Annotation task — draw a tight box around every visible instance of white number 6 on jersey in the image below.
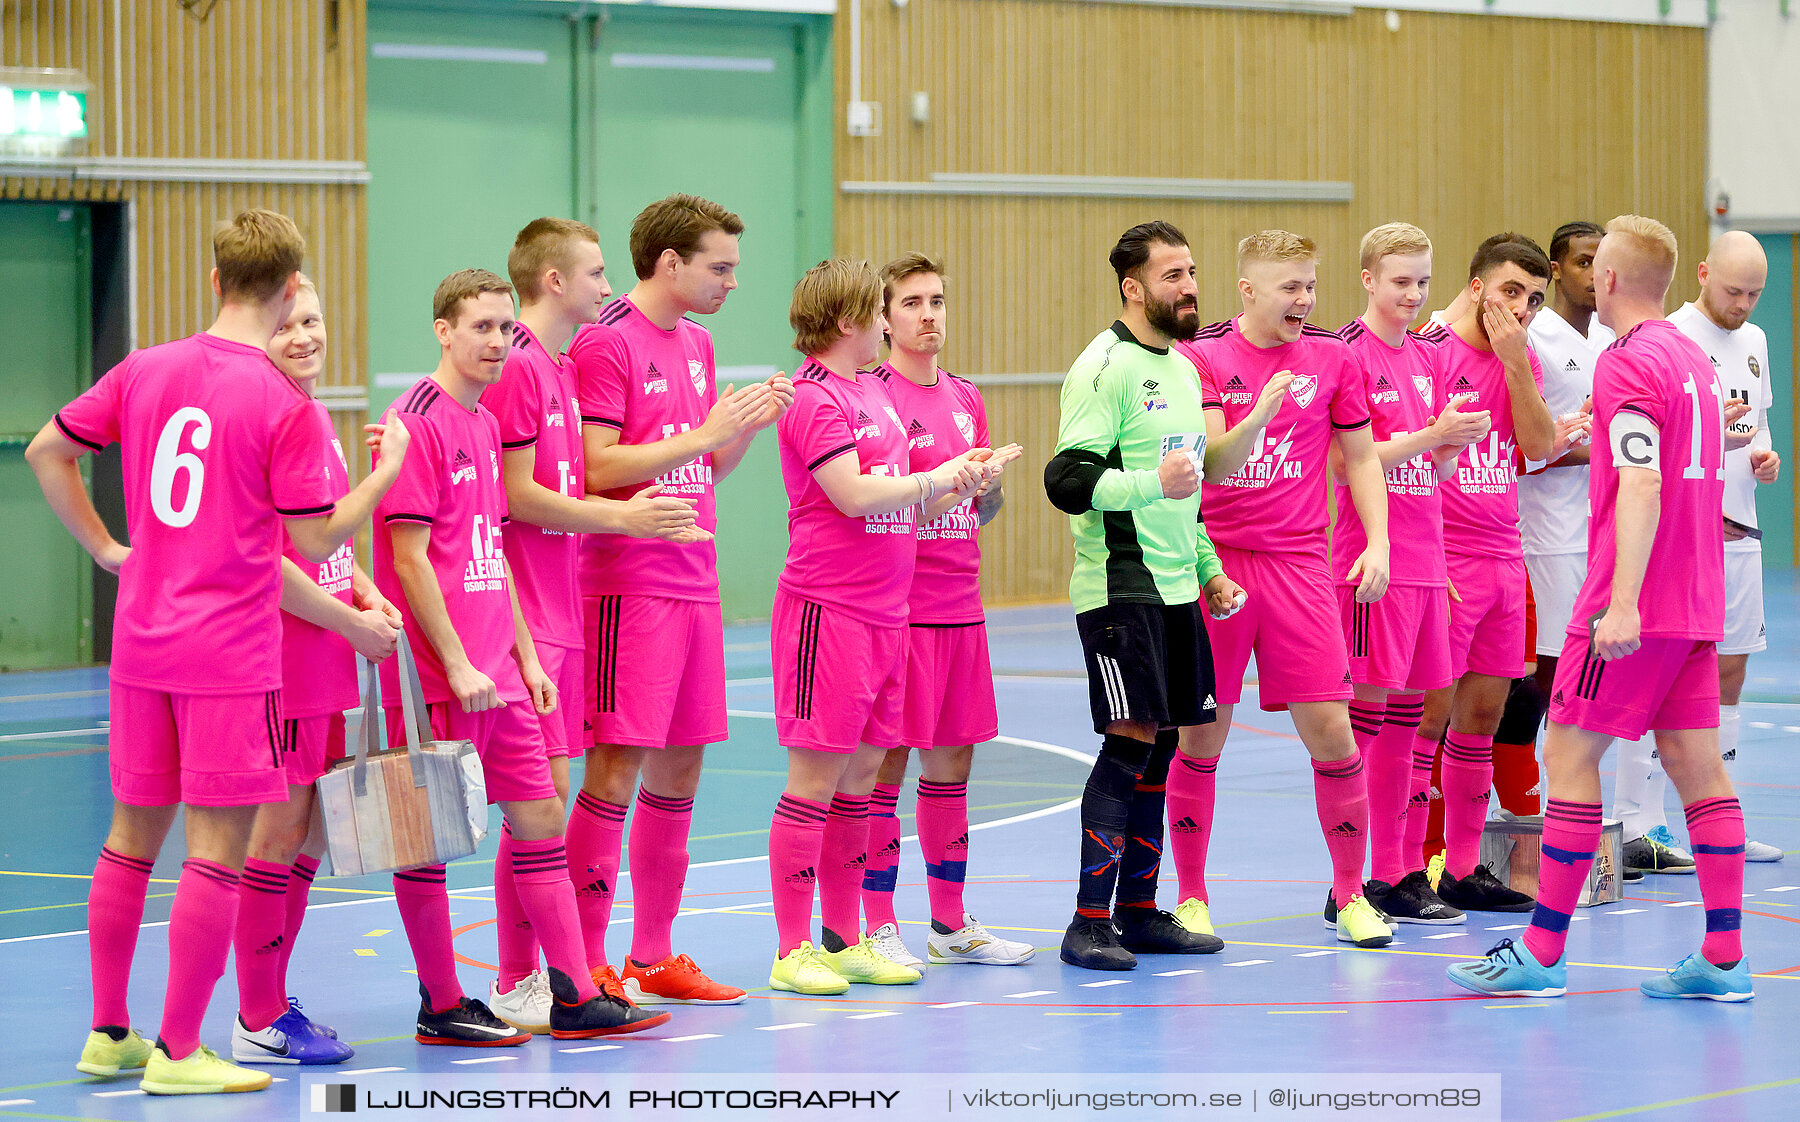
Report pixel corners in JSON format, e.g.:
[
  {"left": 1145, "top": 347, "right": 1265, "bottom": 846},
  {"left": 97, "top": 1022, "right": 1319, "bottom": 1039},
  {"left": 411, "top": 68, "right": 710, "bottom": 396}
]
[{"left": 150, "top": 406, "right": 213, "bottom": 528}]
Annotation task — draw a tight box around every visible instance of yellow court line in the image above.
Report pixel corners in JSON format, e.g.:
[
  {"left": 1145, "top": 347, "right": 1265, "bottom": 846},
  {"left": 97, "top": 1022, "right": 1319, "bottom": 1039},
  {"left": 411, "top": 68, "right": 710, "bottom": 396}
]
[{"left": 1553, "top": 1076, "right": 1800, "bottom": 1122}]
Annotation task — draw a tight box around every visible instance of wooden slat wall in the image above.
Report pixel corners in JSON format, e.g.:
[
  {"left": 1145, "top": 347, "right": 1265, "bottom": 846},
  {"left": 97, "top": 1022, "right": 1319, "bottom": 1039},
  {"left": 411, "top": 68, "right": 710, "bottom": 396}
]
[
  {"left": 2, "top": 0, "right": 369, "bottom": 467},
  {"left": 836, "top": 2, "right": 1708, "bottom": 606}
]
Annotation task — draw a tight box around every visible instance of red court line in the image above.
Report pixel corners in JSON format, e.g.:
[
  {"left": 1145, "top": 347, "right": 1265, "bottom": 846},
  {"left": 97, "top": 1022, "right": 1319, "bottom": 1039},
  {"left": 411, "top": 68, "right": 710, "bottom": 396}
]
[
  {"left": 0, "top": 746, "right": 106, "bottom": 762},
  {"left": 1229, "top": 721, "right": 1302, "bottom": 741}
]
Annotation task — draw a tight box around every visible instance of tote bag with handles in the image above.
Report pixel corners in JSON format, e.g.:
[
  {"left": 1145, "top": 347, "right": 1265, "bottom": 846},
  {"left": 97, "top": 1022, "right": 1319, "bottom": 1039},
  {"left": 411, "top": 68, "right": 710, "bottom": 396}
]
[{"left": 317, "top": 634, "right": 489, "bottom": 876}]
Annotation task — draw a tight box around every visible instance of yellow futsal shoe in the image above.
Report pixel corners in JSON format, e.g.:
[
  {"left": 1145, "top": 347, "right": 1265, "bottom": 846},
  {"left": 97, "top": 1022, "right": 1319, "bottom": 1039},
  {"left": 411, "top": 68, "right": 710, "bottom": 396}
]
[
  {"left": 1173, "top": 897, "right": 1217, "bottom": 938},
  {"left": 140, "top": 1043, "right": 273, "bottom": 1095},
  {"left": 769, "top": 942, "right": 849, "bottom": 995},
  {"left": 76, "top": 1027, "right": 153, "bottom": 1077},
  {"left": 1331, "top": 894, "right": 1395, "bottom": 949},
  {"left": 820, "top": 934, "right": 924, "bottom": 985}
]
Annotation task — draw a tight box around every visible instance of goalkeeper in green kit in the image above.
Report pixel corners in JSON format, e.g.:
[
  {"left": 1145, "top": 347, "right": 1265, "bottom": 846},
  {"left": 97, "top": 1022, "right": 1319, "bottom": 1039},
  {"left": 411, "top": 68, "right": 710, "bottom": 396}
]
[{"left": 1044, "top": 221, "right": 1253, "bottom": 971}]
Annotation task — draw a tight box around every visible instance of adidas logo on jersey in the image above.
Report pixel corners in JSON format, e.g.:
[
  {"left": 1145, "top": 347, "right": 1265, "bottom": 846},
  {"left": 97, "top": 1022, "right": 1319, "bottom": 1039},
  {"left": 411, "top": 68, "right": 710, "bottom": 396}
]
[
  {"left": 1453, "top": 375, "right": 1475, "bottom": 393},
  {"left": 642, "top": 364, "right": 669, "bottom": 395},
  {"left": 1342, "top": 671, "right": 1353, "bottom": 684},
  {"left": 907, "top": 417, "right": 936, "bottom": 449},
  {"left": 1225, "top": 376, "right": 1246, "bottom": 389},
  {"left": 1564, "top": 358, "right": 1580, "bottom": 370},
  {"left": 1222, "top": 374, "right": 1254, "bottom": 404},
  {"left": 784, "top": 866, "right": 818, "bottom": 885},
  {"left": 908, "top": 419, "right": 927, "bottom": 434},
  {"left": 450, "top": 448, "right": 477, "bottom": 485},
  {"left": 1326, "top": 820, "right": 1361, "bottom": 838},
  {"left": 1371, "top": 371, "right": 1400, "bottom": 404},
  {"left": 1375, "top": 375, "right": 1391, "bottom": 388},
  {"left": 853, "top": 410, "right": 882, "bottom": 440}
]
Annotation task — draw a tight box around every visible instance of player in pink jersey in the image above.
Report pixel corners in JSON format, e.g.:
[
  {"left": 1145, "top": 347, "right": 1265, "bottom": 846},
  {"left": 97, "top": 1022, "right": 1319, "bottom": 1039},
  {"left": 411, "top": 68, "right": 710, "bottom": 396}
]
[
  {"left": 27, "top": 210, "right": 406, "bottom": 1094},
  {"left": 232, "top": 277, "right": 408, "bottom": 1067},
  {"left": 565, "top": 196, "right": 791, "bottom": 1006},
  {"left": 374, "top": 270, "right": 669, "bottom": 1044},
  {"left": 1410, "top": 237, "right": 1559, "bottom": 914},
  {"left": 1334, "top": 225, "right": 1491, "bottom": 927},
  {"left": 1451, "top": 216, "right": 1754, "bottom": 1002},
  {"left": 483, "top": 218, "right": 713, "bottom": 1030},
  {"left": 857, "top": 253, "right": 1034, "bottom": 970},
  {"left": 1168, "top": 230, "right": 1394, "bottom": 950},
  {"left": 766, "top": 258, "right": 996, "bottom": 995}
]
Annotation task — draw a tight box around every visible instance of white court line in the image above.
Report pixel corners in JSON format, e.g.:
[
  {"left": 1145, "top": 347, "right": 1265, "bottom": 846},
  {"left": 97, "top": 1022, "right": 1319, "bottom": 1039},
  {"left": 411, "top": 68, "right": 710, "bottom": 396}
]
[
  {"left": 451, "top": 1056, "right": 518, "bottom": 1065},
  {"left": 0, "top": 725, "right": 106, "bottom": 742},
  {"left": 758, "top": 1022, "right": 815, "bottom": 1031},
  {"left": 0, "top": 720, "right": 1090, "bottom": 946},
  {"left": 1223, "top": 960, "right": 1271, "bottom": 967},
  {"left": 1487, "top": 924, "right": 1528, "bottom": 931},
  {"left": 1079, "top": 979, "right": 1130, "bottom": 988},
  {"left": 1292, "top": 950, "right": 1336, "bottom": 957},
  {"left": 559, "top": 1045, "right": 622, "bottom": 1054},
  {"left": 664, "top": 1034, "right": 722, "bottom": 1043},
  {"left": 1607, "top": 909, "right": 1645, "bottom": 916},
  {"left": 847, "top": 1011, "right": 901, "bottom": 1020},
  {"left": 0, "top": 1100, "right": 36, "bottom": 1107},
  {"left": 1005, "top": 990, "right": 1056, "bottom": 997},
  {"left": 1423, "top": 932, "right": 1468, "bottom": 939},
  {"left": 1153, "top": 969, "right": 1201, "bottom": 977},
  {"left": 339, "top": 1067, "right": 405, "bottom": 1074},
  {"left": 1766, "top": 886, "right": 1800, "bottom": 892},
  {"left": 1664, "top": 901, "right": 1702, "bottom": 908},
  {"left": 929, "top": 1001, "right": 980, "bottom": 1009},
  {"left": 93, "top": 1089, "right": 145, "bottom": 1097}
]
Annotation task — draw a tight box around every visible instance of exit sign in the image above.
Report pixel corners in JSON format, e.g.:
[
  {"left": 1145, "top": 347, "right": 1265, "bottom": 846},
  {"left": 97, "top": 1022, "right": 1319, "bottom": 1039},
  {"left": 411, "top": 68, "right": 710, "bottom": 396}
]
[{"left": 1, "top": 87, "right": 86, "bottom": 139}]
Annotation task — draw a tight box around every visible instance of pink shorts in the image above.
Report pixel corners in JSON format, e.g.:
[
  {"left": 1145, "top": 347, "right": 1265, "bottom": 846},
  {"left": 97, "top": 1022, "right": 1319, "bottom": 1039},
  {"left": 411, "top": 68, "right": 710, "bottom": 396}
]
[
  {"left": 536, "top": 641, "right": 589, "bottom": 760},
  {"left": 903, "top": 623, "right": 1000, "bottom": 749},
  {"left": 281, "top": 712, "right": 347, "bottom": 787},
  {"left": 1550, "top": 634, "right": 1720, "bottom": 741},
  {"left": 109, "top": 684, "right": 287, "bottom": 807},
  {"left": 1446, "top": 551, "right": 1528, "bottom": 680},
  {"left": 1209, "top": 547, "right": 1351, "bottom": 711},
  {"left": 384, "top": 692, "right": 556, "bottom": 805},
  {"left": 1341, "top": 584, "right": 1453, "bottom": 693},
  {"left": 586, "top": 594, "right": 727, "bottom": 748},
  {"left": 772, "top": 590, "right": 905, "bottom": 753}
]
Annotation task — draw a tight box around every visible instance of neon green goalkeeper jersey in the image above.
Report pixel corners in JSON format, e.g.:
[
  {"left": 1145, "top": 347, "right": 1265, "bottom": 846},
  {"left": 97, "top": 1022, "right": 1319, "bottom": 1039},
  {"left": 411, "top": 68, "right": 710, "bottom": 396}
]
[{"left": 1048, "top": 322, "right": 1224, "bottom": 613}]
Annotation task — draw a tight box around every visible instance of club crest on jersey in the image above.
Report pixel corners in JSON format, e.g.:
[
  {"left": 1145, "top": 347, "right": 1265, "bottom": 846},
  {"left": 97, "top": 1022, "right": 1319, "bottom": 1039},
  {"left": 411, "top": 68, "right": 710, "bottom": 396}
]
[
  {"left": 490, "top": 449, "right": 501, "bottom": 480},
  {"left": 1413, "top": 374, "right": 1433, "bottom": 406},
  {"left": 952, "top": 410, "right": 975, "bottom": 443},
  {"left": 688, "top": 359, "right": 707, "bottom": 393},
  {"left": 1288, "top": 373, "right": 1318, "bottom": 409},
  {"left": 1749, "top": 355, "right": 1761, "bottom": 379},
  {"left": 450, "top": 448, "right": 477, "bottom": 485},
  {"left": 884, "top": 405, "right": 904, "bottom": 430},
  {"left": 643, "top": 362, "right": 668, "bottom": 395}
]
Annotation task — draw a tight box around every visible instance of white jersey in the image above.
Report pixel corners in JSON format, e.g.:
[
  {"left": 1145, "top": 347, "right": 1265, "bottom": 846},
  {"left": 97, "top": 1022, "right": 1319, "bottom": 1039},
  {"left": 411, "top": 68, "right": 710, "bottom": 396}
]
[
  {"left": 1520, "top": 306, "right": 1612, "bottom": 556},
  {"left": 1670, "top": 301, "right": 1772, "bottom": 555}
]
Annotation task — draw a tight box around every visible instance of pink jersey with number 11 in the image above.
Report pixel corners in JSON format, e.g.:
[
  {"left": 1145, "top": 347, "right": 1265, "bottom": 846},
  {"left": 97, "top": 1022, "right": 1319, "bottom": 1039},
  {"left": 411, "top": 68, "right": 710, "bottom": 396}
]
[{"left": 1569, "top": 320, "right": 1725, "bottom": 641}]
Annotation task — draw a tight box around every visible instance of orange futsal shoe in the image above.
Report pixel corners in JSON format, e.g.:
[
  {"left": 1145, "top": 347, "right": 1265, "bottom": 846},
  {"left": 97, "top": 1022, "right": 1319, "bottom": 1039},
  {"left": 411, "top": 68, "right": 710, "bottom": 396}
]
[{"left": 622, "top": 954, "right": 749, "bottom": 1005}]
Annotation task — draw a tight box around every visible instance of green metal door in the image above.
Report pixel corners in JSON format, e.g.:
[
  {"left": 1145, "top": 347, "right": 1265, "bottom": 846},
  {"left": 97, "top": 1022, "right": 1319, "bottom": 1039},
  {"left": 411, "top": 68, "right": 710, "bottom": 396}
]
[
  {"left": 0, "top": 202, "right": 92, "bottom": 667},
  {"left": 591, "top": 11, "right": 828, "bottom": 617}
]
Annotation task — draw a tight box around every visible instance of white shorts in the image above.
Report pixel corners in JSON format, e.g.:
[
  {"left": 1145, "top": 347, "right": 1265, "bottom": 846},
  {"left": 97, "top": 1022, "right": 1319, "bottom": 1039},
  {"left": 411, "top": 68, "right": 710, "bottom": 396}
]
[
  {"left": 1722, "top": 548, "right": 1767, "bottom": 655},
  {"left": 1524, "top": 551, "right": 1587, "bottom": 657}
]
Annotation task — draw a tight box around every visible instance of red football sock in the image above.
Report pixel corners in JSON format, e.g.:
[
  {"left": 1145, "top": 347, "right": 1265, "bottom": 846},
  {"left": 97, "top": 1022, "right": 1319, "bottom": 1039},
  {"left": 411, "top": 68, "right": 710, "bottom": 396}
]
[{"left": 1492, "top": 740, "right": 1542, "bottom": 817}]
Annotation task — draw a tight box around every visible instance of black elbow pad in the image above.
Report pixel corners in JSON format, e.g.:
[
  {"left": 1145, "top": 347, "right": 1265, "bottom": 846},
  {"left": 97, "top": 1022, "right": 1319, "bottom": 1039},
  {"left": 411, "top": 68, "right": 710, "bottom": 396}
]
[{"left": 1044, "top": 449, "right": 1107, "bottom": 514}]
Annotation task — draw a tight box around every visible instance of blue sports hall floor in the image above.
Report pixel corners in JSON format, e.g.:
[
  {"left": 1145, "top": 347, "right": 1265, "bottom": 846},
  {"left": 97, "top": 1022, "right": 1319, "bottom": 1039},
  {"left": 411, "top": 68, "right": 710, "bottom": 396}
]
[{"left": 2, "top": 581, "right": 1797, "bottom": 1121}]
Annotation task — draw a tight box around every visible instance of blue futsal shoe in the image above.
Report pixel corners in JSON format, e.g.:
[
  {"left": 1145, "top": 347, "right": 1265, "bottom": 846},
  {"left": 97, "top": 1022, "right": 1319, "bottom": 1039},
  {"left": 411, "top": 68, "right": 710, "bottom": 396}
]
[
  {"left": 1446, "top": 938, "right": 1566, "bottom": 998},
  {"left": 1639, "top": 953, "right": 1754, "bottom": 1002},
  {"left": 231, "top": 1006, "right": 355, "bottom": 1065}
]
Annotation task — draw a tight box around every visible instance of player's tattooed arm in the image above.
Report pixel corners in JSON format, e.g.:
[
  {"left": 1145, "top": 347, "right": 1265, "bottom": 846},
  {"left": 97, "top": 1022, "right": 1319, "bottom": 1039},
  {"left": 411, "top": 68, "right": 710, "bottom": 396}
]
[{"left": 24, "top": 420, "right": 129, "bottom": 573}]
